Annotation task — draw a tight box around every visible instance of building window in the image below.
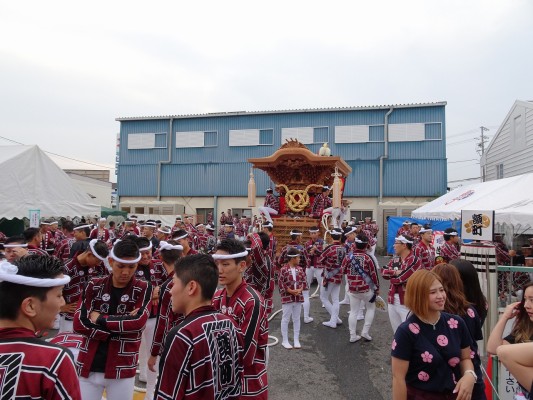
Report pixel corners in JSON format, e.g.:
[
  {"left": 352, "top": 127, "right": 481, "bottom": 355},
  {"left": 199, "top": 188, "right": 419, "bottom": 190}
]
[
  {"left": 196, "top": 208, "right": 214, "bottom": 224},
  {"left": 496, "top": 163, "right": 504, "bottom": 180},
  {"left": 369, "top": 125, "right": 384, "bottom": 142},
  {"left": 350, "top": 210, "right": 373, "bottom": 222},
  {"left": 281, "top": 127, "right": 314, "bottom": 144},
  {"left": 425, "top": 123, "right": 442, "bottom": 140},
  {"left": 175, "top": 131, "right": 218, "bottom": 148},
  {"left": 389, "top": 123, "right": 425, "bottom": 142},
  {"left": 229, "top": 129, "right": 260, "bottom": 146},
  {"left": 335, "top": 125, "right": 369, "bottom": 143},
  {"left": 314, "top": 127, "right": 329, "bottom": 143},
  {"left": 127, "top": 133, "right": 167, "bottom": 149},
  {"left": 259, "top": 129, "right": 273, "bottom": 145}
]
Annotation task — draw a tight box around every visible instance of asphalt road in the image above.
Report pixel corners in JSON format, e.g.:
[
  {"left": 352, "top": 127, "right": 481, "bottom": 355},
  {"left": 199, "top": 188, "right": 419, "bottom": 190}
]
[{"left": 267, "top": 255, "right": 393, "bottom": 400}]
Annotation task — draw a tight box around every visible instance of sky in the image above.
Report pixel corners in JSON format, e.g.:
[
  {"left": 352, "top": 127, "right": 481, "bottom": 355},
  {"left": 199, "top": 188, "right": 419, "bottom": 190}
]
[{"left": 1, "top": 0, "right": 532, "bottom": 187}]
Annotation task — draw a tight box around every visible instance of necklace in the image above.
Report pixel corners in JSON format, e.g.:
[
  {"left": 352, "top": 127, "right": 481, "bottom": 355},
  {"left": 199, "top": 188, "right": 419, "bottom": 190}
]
[{"left": 418, "top": 313, "right": 441, "bottom": 330}]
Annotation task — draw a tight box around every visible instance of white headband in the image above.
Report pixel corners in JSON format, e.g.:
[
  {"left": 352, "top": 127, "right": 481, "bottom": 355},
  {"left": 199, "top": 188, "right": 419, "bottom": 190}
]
[
  {"left": 354, "top": 238, "right": 367, "bottom": 244},
  {"left": 158, "top": 228, "right": 171, "bottom": 234},
  {"left": 99, "top": 218, "right": 106, "bottom": 222},
  {"left": 174, "top": 233, "right": 189, "bottom": 240},
  {"left": 109, "top": 248, "right": 141, "bottom": 264},
  {"left": 74, "top": 224, "right": 91, "bottom": 231},
  {"left": 287, "top": 253, "right": 300, "bottom": 258},
  {"left": 212, "top": 251, "right": 249, "bottom": 260},
  {"left": 289, "top": 231, "right": 303, "bottom": 236},
  {"left": 0, "top": 261, "right": 71, "bottom": 287},
  {"left": 3, "top": 243, "right": 28, "bottom": 248},
  {"left": 89, "top": 239, "right": 107, "bottom": 262},
  {"left": 159, "top": 241, "right": 184, "bottom": 251},
  {"left": 446, "top": 231, "right": 458, "bottom": 236},
  {"left": 139, "top": 242, "right": 153, "bottom": 252},
  {"left": 420, "top": 228, "right": 433, "bottom": 233},
  {"left": 344, "top": 227, "right": 357, "bottom": 235},
  {"left": 395, "top": 235, "right": 413, "bottom": 244}
]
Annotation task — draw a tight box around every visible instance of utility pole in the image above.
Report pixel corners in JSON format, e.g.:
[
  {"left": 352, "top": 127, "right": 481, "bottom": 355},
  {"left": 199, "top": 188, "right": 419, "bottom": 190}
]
[{"left": 477, "top": 126, "right": 490, "bottom": 182}]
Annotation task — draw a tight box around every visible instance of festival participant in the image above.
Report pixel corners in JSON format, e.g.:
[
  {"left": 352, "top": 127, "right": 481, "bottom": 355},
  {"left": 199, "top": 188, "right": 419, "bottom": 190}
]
[
  {"left": 414, "top": 225, "right": 436, "bottom": 270},
  {"left": 223, "top": 222, "right": 236, "bottom": 240},
  {"left": 396, "top": 220, "right": 411, "bottom": 237},
  {"left": 40, "top": 219, "right": 56, "bottom": 254},
  {"left": 204, "top": 224, "right": 217, "bottom": 254},
  {"left": 121, "top": 219, "right": 138, "bottom": 239},
  {"left": 60, "top": 239, "right": 109, "bottom": 333},
  {"left": 129, "top": 215, "right": 141, "bottom": 236},
  {"left": 244, "top": 232, "right": 274, "bottom": 314},
  {"left": 0, "top": 255, "right": 81, "bottom": 399},
  {"left": 108, "top": 220, "right": 117, "bottom": 242},
  {"left": 235, "top": 216, "right": 249, "bottom": 240},
  {"left": 23, "top": 227, "right": 48, "bottom": 256},
  {"left": 440, "top": 228, "right": 461, "bottom": 264},
  {"left": 141, "top": 220, "right": 159, "bottom": 249},
  {"left": 171, "top": 216, "right": 184, "bottom": 234},
  {"left": 147, "top": 241, "right": 184, "bottom": 394},
  {"left": 2, "top": 235, "right": 28, "bottom": 262},
  {"left": 74, "top": 239, "right": 153, "bottom": 400},
  {"left": 69, "top": 224, "right": 92, "bottom": 258},
  {"left": 172, "top": 229, "right": 198, "bottom": 256},
  {"left": 305, "top": 226, "right": 324, "bottom": 322},
  {"left": 184, "top": 216, "right": 198, "bottom": 237},
  {"left": 262, "top": 221, "right": 277, "bottom": 261},
  {"left": 391, "top": 269, "right": 476, "bottom": 400},
  {"left": 341, "top": 233, "right": 379, "bottom": 343},
  {"left": 54, "top": 220, "right": 76, "bottom": 261},
  {"left": 154, "top": 254, "right": 244, "bottom": 400},
  {"left": 496, "top": 342, "right": 533, "bottom": 398},
  {"left": 340, "top": 225, "right": 357, "bottom": 306},
  {"left": 450, "top": 259, "right": 488, "bottom": 325},
  {"left": 278, "top": 247, "right": 307, "bottom": 349},
  {"left": 408, "top": 222, "right": 421, "bottom": 246},
  {"left": 192, "top": 223, "right": 209, "bottom": 252},
  {"left": 311, "top": 186, "right": 332, "bottom": 219},
  {"left": 133, "top": 236, "right": 168, "bottom": 396},
  {"left": 212, "top": 239, "right": 269, "bottom": 399},
  {"left": 362, "top": 216, "right": 379, "bottom": 238},
  {"left": 433, "top": 264, "right": 486, "bottom": 399},
  {"left": 319, "top": 228, "right": 345, "bottom": 329},
  {"left": 381, "top": 235, "right": 422, "bottom": 333},
  {"left": 90, "top": 218, "right": 110, "bottom": 242},
  {"left": 259, "top": 188, "right": 280, "bottom": 224}
]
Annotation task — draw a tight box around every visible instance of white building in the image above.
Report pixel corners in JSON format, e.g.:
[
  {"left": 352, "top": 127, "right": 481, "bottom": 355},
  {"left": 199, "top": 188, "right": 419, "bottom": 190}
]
[{"left": 481, "top": 100, "right": 533, "bottom": 181}]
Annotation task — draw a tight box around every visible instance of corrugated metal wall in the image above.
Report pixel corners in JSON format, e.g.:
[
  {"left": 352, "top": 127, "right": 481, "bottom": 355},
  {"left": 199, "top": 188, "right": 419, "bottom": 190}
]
[{"left": 117, "top": 105, "right": 447, "bottom": 197}]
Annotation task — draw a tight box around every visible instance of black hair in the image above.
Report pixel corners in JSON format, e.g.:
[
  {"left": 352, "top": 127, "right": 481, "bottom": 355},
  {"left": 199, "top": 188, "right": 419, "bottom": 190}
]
[
  {"left": 160, "top": 240, "right": 182, "bottom": 265},
  {"left": 443, "top": 228, "right": 458, "bottom": 242},
  {"left": 287, "top": 247, "right": 300, "bottom": 257},
  {"left": 87, "top": 240, "right": 109, "bottom": 259},
  {"left": 109, "top": 221, "right": 116, "bottom": 228},
  {"left": 402, "top": 234, "right": 414, "bottom": 250},
  {"left": 410, "top": 222, "right": 419, "bottom": 228},
  {"left": 135, "top": 237, "right": 152, "bottom": 251},
  {"left": 263, "top": 225, "right": 273, "bottom": 233},
  {"left": 171, "top": 229, "right": 188, "bottom": 240},
  {"left": 355, "top": 234, "right": 368, "bottom": 250},
  {"left": 23, "top": 227, "right": 40, "bottom": 242},
  {"left": 174, "top": 254, "right": 219, "bottom": 300},
  {"left": 5, "top": 235, "right": 26, "bottom": 246},
  {"left": 329, "top": 228, "right": 343, "bottom": 240},
  {"left": 62, "top": 221, "right": 74, "bottom": 232},
  {"left": 0, "top": 255, "right": 64, "bottom": 320},
  {"left": 113, "top": 239, "right": 140, "bottom": 259},
  {"left": 75, "top": 224, "right": 91, "bottom": 237},
  {"left": 258, "top": 231, "right": 270, "bottom": 250},
  {"left": 450, "top": 259, "right": 488, "bottom": 323},
  {"left": 216, "top": 239, "right": 247, "bottom": 264}
]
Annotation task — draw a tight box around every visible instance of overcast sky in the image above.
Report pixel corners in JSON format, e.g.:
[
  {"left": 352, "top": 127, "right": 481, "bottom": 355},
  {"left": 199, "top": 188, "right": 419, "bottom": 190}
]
[{"left": 1, "top": 0, "right": 532, "bottom": 186}]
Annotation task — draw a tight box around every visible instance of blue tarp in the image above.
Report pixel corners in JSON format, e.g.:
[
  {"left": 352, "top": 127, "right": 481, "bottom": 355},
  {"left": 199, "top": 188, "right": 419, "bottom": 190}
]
[{"left": 386, "top": 217, "right": 462, "bottom": 254}]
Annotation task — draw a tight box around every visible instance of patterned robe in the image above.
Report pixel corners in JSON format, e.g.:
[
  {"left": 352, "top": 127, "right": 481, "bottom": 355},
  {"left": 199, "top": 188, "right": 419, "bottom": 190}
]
[
  {"left": 278, "top": 264, "right": 307, "bottom": 303},
  {"left": 318, "top": 243, "right": 346, "bottom": 285},
  {"left": 212, "top": 281, "right": 268, "bottom": 399},
  {"left": 381, "top": 252, "right": 422, "bottom": 304}
]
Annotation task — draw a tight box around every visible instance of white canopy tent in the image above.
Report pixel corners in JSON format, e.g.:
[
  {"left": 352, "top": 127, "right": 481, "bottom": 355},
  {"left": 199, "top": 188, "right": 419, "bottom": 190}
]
[
  {"left": 0, "top": 145, "right": 100, "bottom": 219},
  {"left": 412, "top": 173, "right": 533, "bottom": 236}
]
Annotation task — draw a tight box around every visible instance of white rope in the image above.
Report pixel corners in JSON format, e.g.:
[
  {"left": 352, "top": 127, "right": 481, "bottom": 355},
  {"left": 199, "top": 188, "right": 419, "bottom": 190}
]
[
  {"left": 212, "top": 251, "right": 248, "bottom": 260},
  {"left": 0, "top": 261, "right": 71, "bottom": 287},
  {"left": 89, "top": 239, "right": 107, "bottom": 262},
  {"left": 109, "top": 248, "right": 141, "bottom": 264}
]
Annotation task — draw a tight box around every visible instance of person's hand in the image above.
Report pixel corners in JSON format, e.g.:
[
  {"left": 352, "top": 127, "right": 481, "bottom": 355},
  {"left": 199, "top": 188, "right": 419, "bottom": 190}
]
[
  {"left": 60, "top": 303, "right": 78, "bottom": 313},
  {"left": 148, "top": 355, "right": 158, "bottom": 372},
  {"left": 501, "top": 301, "right": 521, "bottom": 320},
  {"left": 129, "top": 308, "right": 140, "bottom": 316},
  {"left": 89, "top": 311, "right": 100, "bottom": 323},
  {"left": 453, "top": 372, "right": 475, "bottom": 400},
  {"left": 152, "top": 286, "right": 161, "bottom": 301}
]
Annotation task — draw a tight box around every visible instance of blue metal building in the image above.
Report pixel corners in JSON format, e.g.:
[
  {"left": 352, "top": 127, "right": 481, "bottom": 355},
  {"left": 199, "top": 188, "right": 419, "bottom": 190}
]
[{"left": 116, "top": 102, "right": 447, "bottom": 245}]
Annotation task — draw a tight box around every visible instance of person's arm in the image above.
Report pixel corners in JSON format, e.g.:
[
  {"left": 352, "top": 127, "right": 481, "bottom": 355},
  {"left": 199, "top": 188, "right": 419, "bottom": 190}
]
[
  {"left": 390, "top": 257, "right": 421, "bottom": 285},
  {"left": 391, "top": 357, "right": 409, "bottom": 400},
  {"left": 454, "top": 347, "right": 476, "bottom": 400},
  {"left": 44, "top": 350, "right": 82, "bottom": 400},
  {"left": 73, "top": 280, "right": 111, "bottom": 341},
  {"left": 154, "top": 330, "right": 190, "bottom": 399},
  {"left": 497, "top": 342, "right": 533, "bottom": 390},
  {"left": 486, "top": 301, "right": 519, "bottom": 354}
]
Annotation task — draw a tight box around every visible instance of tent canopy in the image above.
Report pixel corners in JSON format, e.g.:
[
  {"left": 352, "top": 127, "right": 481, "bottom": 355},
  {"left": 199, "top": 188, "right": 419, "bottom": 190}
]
[
  {"left": 0, "top": 145, "right": 100, "bottom": 219},
  {"left": 412, "top": 173, "right": 533, "bottom": 229}
]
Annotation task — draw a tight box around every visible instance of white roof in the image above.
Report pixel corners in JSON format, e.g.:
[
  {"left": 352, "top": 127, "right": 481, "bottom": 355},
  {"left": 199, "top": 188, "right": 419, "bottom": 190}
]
[
  {"left": 411, "top": 173, "right": 533, "bottom": 229},
  {"left": 0, "top": 145, "right": 100, "bottom": 219}
]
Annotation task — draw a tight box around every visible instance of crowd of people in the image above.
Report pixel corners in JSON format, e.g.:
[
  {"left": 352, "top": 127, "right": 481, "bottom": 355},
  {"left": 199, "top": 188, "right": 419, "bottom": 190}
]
[{"left": 1, "top": 202, "right": 533, "bottom": 399}]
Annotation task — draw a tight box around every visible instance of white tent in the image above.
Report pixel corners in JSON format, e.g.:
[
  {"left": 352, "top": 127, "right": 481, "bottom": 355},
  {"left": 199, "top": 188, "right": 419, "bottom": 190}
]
[
  {"left": 0, "top": 145, "right": 100, "bottom": 219},
  {"left": 412, "top": 173, "right": 533, "bottom": 231}
]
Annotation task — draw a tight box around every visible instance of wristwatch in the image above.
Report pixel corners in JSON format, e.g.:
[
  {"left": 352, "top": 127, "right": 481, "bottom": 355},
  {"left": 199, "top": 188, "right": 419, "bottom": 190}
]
[{"left": 464, "top": 369, "right": 477, "bottom": 380}]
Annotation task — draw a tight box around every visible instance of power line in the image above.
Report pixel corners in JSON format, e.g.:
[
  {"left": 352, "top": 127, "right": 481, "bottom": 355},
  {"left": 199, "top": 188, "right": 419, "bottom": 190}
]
[
  {"left": 448, "top": 159, "right": 479, "bottom": 164},
  {"left": 0, "top": 135, "right": 114, "bottom": 170}
]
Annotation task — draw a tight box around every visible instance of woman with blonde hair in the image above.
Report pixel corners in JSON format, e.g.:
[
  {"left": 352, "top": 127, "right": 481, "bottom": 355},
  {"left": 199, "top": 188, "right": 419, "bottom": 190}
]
[
  {"left": 392, "top": 269, "right": 476, "bottom": 400},
  {"left": 433, "top": 264, "right": 486, "bottom": 399}
]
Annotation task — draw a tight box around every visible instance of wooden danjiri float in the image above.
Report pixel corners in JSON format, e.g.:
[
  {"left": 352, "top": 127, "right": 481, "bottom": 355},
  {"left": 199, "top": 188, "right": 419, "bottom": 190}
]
[{"left": 248, "top": 139, "right": 352, "bottom": 251}]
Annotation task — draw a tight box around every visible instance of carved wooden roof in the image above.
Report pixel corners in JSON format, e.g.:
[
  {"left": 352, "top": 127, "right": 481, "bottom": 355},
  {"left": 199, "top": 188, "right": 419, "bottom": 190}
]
[{"left": 248, "top": 139, "right": 352, "bottom": 193}]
